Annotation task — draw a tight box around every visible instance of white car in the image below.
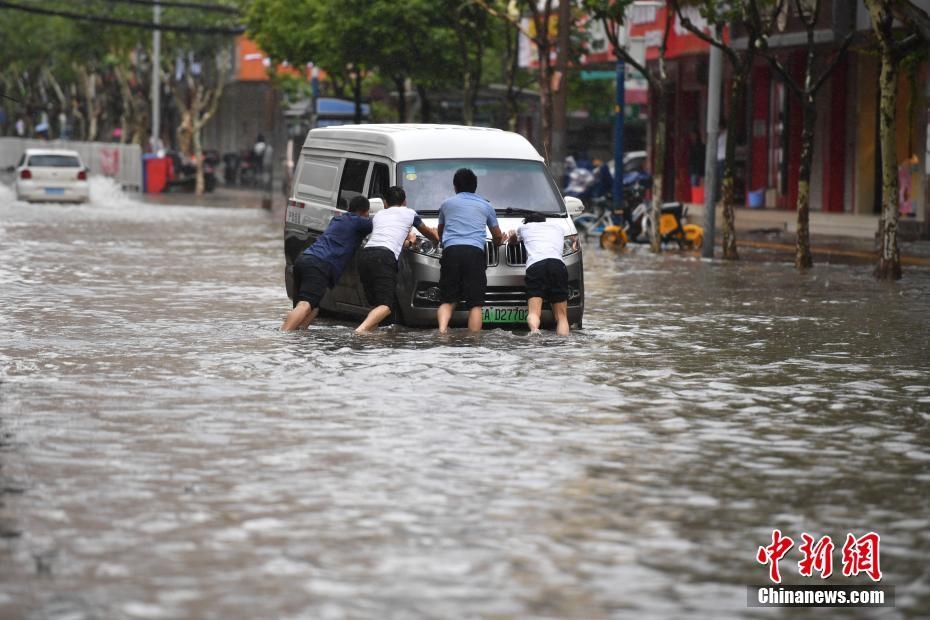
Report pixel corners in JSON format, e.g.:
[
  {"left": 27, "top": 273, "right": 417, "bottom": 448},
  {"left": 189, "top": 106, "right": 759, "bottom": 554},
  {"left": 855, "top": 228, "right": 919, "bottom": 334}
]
[{"left": 14, "top": 148, "right": 90, "bottom": 203}]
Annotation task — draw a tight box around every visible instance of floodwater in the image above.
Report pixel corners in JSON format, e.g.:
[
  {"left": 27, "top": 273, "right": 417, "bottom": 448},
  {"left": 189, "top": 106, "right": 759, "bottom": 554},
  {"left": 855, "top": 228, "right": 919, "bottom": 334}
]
[{"left": 1, "top": 179, "right": 928, "bottom": 620}]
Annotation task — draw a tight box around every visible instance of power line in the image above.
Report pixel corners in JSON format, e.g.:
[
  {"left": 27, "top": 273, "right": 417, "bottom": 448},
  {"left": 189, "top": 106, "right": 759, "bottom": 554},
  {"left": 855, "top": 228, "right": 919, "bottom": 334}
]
[
  {"left": 100, "top": 0, "right": 240, "bottom": 15},
  {"left": 0, "top": 0, "right": 246, "bottom": 35}
]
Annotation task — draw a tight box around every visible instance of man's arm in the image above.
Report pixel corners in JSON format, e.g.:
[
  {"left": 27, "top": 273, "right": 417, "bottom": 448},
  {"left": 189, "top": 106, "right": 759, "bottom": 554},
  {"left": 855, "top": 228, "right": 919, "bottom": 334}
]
[
  {"left": 489, "top": 225, "right": 504, "bottom": 246},
  {"left": 415, "top": 221, "right": 440, "bottom": 245}
]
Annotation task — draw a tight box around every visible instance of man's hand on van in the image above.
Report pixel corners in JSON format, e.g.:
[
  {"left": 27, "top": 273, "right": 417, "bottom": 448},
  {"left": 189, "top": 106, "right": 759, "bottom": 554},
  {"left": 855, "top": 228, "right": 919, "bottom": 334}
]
[
  {"left": 490, "top": 225, "right": 505, "bottom": 246},
  {"left": 403, "top": 231, "right": 417, "bottom": 249},
  {"left": 415, "top": 223, "right": 440, "bottom": 245}
]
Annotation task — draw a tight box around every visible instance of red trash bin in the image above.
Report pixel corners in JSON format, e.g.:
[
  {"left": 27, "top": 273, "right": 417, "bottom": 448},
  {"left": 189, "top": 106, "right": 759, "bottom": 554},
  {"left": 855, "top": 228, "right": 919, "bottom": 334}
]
[{"left": 144, "top": 156, "right": 171, "bottom": 193}]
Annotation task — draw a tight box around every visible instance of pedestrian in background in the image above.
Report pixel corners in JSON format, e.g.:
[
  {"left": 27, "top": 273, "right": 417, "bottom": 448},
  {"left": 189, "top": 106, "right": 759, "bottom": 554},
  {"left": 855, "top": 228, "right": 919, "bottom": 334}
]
[
  {"left": 436, "top": 168, "right": 504, "bottom": 334},
  {"left": 688, "top": 128, "right": 705, "bottom": 189},
  {"left": 507, "top": 213, "right": 570, "bottom": 336},
  {"left": 282, "top": 195, "right": 372, "bottom": 332},
  {"left": 356, "top": 186, "right": 439, "bottom": 334}
]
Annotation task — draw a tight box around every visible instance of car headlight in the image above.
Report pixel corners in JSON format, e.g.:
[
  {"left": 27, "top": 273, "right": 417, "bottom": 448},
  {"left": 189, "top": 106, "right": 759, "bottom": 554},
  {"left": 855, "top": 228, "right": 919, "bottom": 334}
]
[
  {"left": 563, "top": 234, "right": 579, "bottom": 256},
  {"left": 409, "top": 236, "right": 442, "bottom": 258}
]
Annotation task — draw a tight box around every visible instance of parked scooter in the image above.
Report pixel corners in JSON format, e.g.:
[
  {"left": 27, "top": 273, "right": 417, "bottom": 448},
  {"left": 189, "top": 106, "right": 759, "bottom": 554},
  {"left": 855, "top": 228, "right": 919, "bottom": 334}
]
[
  {"left": 596, "top": 170, "right": 704, "bottom": 250},
  {"left": 573, "top": 169, "right": 652, "bottom": 247},
  {"left": 563, "top": 165, "right": 596, "bottom": 209},
  {"left": 165, "top": 150, "right": 218, "bottom": 193}
]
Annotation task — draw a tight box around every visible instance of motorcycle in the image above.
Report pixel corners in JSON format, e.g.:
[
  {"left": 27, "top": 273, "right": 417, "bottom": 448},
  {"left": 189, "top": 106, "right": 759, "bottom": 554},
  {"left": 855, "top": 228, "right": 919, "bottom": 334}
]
[{"left": 563, "top": 166, "right": 596, "bottom": 209}]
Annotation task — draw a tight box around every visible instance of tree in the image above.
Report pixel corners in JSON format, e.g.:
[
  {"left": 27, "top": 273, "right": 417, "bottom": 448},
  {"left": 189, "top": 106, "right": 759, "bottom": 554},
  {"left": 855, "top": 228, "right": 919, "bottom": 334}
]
[
  {"left": 671, "top": 0, "right": 766, "bottom": 261},
  {"left": 165, "top": 44, "right": 232, "bottom": 194},
  {"left": 583, "top": 0, "right": 675, "bottom": 252},
  {"left": 476, "top": 0, "right": 566, "bottom": 164},
  {"left": 863, "top": 0, "right": 927, "bottom": 280},
  {"left": 748, "top": 0, "right": 854, "bottom": 270},
  {"left": 443, "top": 0, "right": 493, "bottom": 125}
]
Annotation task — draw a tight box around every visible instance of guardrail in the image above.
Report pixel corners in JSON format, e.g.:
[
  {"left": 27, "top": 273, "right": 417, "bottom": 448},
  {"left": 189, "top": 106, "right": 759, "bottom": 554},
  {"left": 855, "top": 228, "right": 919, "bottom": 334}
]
[{"left": 0, "top": 138, "right": 142, "bottom": 192}]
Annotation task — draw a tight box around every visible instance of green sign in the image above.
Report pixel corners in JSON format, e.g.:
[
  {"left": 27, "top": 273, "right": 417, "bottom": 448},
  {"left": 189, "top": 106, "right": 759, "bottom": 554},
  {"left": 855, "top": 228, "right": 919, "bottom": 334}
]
[{"left": 580, "top": 70, "right": 616, "bottom": 81}]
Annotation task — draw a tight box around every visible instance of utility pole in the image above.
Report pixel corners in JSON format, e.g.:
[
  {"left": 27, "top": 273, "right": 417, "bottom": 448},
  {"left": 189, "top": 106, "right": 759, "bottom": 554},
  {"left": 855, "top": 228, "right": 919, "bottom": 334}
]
[
  {"left": 612, "top": 57, "right": 625, "bottom": 211},
  {"left": 151, "top": 1, "right": 161, "bottom": 152},
  {"left": 551, "top": 0, "right": 571, "bottom": 180},
  {"left": 702, "top": 25, "right": 723, "bottom": 259}
]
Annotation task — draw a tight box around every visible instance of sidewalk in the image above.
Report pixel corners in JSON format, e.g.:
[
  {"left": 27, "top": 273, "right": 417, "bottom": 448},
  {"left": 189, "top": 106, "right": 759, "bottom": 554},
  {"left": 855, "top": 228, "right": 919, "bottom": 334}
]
[{"left": 685, "top": 202, "right": 930, "bottom": 265}]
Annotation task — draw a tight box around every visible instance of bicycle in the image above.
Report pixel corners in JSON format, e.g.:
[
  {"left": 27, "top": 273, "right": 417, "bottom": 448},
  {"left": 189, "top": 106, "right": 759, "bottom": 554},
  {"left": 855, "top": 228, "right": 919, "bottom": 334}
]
[{"left": 573, "top": 197, "right": 625, "bottom": 248}]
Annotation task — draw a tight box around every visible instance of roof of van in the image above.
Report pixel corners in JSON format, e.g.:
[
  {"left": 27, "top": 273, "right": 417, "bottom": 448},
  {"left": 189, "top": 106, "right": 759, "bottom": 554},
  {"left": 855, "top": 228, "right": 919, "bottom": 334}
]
[{"left": 304, "top": 124, "right": 544, "bottom": 162}]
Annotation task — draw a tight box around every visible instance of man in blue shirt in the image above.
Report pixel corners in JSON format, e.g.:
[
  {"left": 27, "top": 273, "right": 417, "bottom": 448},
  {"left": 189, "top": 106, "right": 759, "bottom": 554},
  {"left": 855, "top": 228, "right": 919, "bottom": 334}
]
[
  {"left": 282, "top": 195, "right": 373, "bottom": 331},
  {"left": 436, "top": 168, "right": 505, "bottom": 333}
]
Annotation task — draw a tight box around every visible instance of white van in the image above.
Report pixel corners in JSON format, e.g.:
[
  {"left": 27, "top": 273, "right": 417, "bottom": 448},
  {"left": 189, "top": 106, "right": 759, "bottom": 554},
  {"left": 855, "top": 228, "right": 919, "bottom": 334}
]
[{"left": 284, "top": 124, "right": 585, "bottom": 328}]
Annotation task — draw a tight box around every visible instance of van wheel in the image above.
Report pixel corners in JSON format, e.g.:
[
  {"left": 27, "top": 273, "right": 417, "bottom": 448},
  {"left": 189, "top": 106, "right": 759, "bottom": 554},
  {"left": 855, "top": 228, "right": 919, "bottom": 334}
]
[
  {"left": 391, "top": 294, "right": 407, "bottom": 327},
  {"left": 285, "top": 264, "right": 296, "bottom": 306}
]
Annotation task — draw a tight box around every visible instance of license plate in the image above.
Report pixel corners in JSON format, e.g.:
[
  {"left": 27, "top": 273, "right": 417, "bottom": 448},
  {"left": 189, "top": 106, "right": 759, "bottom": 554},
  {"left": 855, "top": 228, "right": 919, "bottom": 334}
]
[
  {"left": 483, "top": 306, "right": 527, "bottom": 323},
  {"left": 286, "top": 208, "right": 303, "bottom": 225},
  {"left": 45, "top": 188, "right": 64, "bottom": 195}
]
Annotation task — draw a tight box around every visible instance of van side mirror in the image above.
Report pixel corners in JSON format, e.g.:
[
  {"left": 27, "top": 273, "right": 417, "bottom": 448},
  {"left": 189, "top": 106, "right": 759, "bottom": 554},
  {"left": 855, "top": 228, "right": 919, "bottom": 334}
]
[
  {"left": 368, "top": 197, "right": 384, "bottom": 214},
  {"left": 564, "top": 196, "right": 585, "bottom": 217}
]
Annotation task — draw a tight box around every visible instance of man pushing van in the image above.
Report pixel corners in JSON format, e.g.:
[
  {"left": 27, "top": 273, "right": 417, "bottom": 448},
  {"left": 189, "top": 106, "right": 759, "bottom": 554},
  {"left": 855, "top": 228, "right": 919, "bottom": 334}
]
[
  {"left": 436, "top": 168, "right": 505, "bottom": 334},
  {"left": 356, "top": 186, "right": 439, "bottom": 333},
  {"left": 282, "top": 195, "right": 372, "bottom": 332}
]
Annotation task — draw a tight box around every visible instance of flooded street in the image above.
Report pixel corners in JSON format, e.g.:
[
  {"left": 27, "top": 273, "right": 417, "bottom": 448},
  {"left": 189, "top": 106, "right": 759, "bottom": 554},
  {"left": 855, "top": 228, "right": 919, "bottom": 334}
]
[{"left": 1, "top": 180, "right": 929, "bottom": 619}]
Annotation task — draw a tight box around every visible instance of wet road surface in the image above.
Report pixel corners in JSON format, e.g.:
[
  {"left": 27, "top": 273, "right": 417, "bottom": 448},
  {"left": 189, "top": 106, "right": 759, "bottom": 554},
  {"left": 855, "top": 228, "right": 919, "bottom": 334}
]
[{"left": 1, "top": 179, "right": 929, "bottom": 619}]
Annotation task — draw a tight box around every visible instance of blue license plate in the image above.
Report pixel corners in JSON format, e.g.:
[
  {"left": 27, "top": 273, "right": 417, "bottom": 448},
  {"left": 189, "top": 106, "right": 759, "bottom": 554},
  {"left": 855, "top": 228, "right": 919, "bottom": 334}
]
[{"left": 45, "top": 188, "right": 65, "bottom": 195}]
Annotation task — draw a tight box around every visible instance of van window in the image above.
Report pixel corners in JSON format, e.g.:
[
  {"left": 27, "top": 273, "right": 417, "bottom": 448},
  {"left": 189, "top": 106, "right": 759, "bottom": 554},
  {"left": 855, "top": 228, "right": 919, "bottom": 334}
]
[
  {"left": 337, "top": 159, "right": 369, "bottom": 209},
  {"left": 295, "top": 155, "right": 340, "bottom": 203},
  {"left": 369, "top": 162, "right": 389, "bottom": 198},
  {"left": 398, "top": 159, "right": 563, "bottom": 215}
]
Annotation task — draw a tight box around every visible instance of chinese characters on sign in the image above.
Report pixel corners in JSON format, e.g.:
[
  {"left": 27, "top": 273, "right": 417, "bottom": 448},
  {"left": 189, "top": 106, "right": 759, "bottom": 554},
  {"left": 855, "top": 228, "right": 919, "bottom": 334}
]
[{"left": 757, "top": 531, "right": 881, "bottom": 584}]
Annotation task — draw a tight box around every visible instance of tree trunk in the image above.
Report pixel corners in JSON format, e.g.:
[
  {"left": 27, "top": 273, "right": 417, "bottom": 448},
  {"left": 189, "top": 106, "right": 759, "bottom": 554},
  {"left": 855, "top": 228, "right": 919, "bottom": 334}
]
[
  {"left": 794, "top": 96, "right": 816, "bottom": 269},
  {"left": 874, "top": 43, "right": 902, "bottom": 279},
  {"left": 352, "top": 70, "right": 363, "bottom": 125},
  {"left": 417, "top": 84, "right": 433, "bottom": 122},
  {"left": 537, "top": 56, "right": 554, "bottom": 163},
  {"left": 867, "top": 0, "right": 903, "bottom": 280},
  {"left": 394, "top": 75, "right": 407, "bottom": 123},
  {"left": 77, "top": 67, "right": 99, "bottom": 141},
  {"left": 650, "top": 78, "right": 667, "bottom": 253},
  {"left": 721, "top": 63, "right": 750, "bottom": 260},
  {"left": 463, "top": 70, "right": 475, "bottom": 126},
  {"left": 115, "top": 66, "right": 134, "bottom": 145},
  {"left": 503, "top": 22, "right": 520, "bottom": 133},
  {"left": 193, "top": 126, "right": 205, "bottom": 196}
]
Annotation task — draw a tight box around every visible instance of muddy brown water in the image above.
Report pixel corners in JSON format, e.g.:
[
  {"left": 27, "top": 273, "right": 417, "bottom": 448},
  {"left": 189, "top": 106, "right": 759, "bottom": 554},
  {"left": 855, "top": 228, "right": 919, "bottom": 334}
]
[{"left": 1, "top": 180, "right": 928, "bottom": 619}]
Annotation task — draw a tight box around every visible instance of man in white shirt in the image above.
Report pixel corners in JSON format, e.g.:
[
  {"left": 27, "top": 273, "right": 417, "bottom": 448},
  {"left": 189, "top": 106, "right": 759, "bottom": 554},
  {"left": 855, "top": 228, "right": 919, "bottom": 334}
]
[
  {"left": 356, "top": 186, "right": 439, "bottom": 333},
  {"left": 507, "top": 213, "right": 570, "bottom": 336}
]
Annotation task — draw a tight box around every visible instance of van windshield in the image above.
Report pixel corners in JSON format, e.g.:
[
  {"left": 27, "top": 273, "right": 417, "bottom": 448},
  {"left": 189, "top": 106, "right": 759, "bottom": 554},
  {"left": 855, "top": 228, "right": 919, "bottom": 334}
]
[{"left": 397, "top": 159, "right": 564, "bottom": 215}]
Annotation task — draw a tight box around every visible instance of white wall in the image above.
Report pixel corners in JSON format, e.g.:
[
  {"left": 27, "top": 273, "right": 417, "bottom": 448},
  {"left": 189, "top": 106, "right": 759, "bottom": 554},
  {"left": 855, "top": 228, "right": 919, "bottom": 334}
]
[{"left": 0, "top": 139, "right": 142, "bottom": 192}]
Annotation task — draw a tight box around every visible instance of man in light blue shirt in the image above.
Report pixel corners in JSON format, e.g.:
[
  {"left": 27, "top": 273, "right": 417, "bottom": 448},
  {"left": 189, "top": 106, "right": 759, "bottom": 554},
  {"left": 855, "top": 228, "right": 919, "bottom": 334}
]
[{"left": 436, "top": 168, "right": 504, "bottom": 333}]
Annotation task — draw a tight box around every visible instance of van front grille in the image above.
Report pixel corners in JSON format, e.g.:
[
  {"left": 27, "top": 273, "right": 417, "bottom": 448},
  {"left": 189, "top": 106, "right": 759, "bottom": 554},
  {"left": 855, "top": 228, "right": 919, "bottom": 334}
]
[
  {"left": 485, "top": 240, "right": 498, "bottom": 267},
  {"left": 505, "top": 242, "right": 527, "bottom": 266}
]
